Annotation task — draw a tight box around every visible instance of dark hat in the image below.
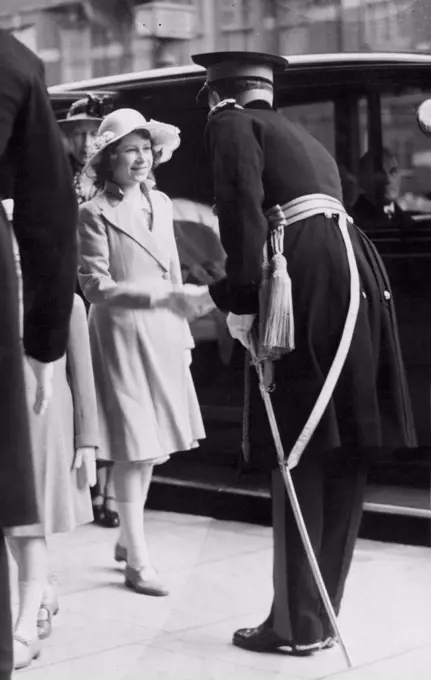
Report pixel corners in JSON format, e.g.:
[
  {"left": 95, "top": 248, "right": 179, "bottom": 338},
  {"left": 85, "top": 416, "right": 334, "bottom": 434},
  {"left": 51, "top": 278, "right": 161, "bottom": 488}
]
[
  {"left": 192, "top": 51, "right": 288, "bottom": 105},
  {"left": 58, "top": 94, "right": 106, "bottom": 128}
]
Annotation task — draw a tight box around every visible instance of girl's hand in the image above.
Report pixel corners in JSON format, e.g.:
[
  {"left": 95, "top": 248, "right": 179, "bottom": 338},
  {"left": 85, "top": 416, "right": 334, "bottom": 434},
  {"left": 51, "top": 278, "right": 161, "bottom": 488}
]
[
  {"left": 181, "top": 284, "right": 216, "bottom": 320},
  {"left": 73, "top": 447, "right": 97, "bottom": 488},
  {"left": 150, "top": 286, "right": 188, "bottom": 317}
]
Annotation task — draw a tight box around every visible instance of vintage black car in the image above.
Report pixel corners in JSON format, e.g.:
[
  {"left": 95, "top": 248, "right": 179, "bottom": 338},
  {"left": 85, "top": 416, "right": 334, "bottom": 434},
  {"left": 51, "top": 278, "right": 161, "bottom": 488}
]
[{"left": 49, "top": 52, "right": 431, "bottom": 532}]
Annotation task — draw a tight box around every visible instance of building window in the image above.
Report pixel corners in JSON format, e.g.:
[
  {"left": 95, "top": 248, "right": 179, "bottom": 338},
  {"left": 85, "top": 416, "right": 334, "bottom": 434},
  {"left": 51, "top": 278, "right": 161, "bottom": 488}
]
[
  {"left": 92, "top": 23, "right": 125, "bottom": 78},
  {"left": 59, "top": 25, "right": 92, "bottom": 83},
  {"left": 219, "top": 0, "right": 253, "bottom": 31}
]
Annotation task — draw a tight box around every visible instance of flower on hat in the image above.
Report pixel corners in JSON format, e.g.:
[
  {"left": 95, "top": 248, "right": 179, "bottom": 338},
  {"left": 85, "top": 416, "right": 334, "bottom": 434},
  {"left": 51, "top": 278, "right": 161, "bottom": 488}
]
[{"left": 87, "top": 130, "right": 116, "bottom": 159}]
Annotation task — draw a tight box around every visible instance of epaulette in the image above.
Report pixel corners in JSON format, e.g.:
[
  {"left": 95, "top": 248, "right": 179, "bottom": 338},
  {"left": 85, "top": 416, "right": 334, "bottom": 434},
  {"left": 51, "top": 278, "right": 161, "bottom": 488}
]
[{"left": 208, "top": 99, "right": 244, "bottom": 120}]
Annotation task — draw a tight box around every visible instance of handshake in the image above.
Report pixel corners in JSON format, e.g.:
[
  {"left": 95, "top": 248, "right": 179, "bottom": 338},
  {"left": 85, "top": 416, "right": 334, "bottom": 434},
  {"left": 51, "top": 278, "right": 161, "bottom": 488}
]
[{"left": 154, "top": 283, "right": 216, "bottom": 320}]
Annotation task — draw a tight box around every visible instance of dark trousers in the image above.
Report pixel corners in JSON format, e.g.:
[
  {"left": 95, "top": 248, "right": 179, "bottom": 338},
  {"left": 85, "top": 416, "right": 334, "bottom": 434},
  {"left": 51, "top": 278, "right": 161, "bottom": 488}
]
[
  {"left": 268, "top": 450, "right": 367, "bottom": 646},
  {"left": 0, "top": 530, "right": 12, "bottom": 680}
]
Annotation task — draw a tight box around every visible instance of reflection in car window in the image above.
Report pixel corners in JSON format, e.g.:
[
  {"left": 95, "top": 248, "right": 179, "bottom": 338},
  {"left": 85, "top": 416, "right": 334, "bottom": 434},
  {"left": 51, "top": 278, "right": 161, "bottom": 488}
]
[
  {"left": 280, "top": 101, "right": 335, "bottom": 157},
  {"left": 279, "top": 87, "right": 431, "bottom": 237},
  {"left": 381, "top": 90, "right": 431, "bottom": 215}
]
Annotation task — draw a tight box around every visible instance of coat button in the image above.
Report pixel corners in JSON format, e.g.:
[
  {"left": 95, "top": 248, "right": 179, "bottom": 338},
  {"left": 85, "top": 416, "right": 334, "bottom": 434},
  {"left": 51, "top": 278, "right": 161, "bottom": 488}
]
[
  {"left": 162, "top": 272, "right": 170, "bottom": 280},
  {"left": 384, "top": 290, "right": 391, "bottom": 300},
  {"left": 362, "top": 291, "right": 367, "bottom": 299}
]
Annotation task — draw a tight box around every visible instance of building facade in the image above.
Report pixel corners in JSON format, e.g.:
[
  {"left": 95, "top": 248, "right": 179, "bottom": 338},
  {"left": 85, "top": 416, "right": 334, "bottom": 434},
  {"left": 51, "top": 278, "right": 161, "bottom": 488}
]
[{"left": 0, "top": 0, "right": 429, "bottom": 87}]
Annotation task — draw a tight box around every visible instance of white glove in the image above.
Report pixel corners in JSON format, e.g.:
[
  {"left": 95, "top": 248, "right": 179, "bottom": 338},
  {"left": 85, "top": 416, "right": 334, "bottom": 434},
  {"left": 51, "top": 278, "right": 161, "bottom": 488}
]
[
  {"left": 226, "top": 313, "right": 256, "bottom": 351},
  {"left": 73, "top": 446, "right": 97, "bottom": 488},
  {"left": 27, "top": 358, "right": 55, "bottom": 416}
]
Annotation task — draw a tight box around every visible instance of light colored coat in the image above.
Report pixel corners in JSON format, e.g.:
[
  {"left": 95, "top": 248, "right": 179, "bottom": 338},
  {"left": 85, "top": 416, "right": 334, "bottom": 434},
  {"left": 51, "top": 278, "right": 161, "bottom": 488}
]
[
  {"left": 10, "top": 295, "right": 98, "bottom": 537},
  {"left": 78, "top": 181, "right": 205, "bottom": 463}
]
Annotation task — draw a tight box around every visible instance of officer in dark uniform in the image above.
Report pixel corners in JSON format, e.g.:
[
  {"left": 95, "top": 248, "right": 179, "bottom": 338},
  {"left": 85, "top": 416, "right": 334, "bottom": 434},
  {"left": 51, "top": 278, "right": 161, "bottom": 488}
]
[
  {"left": 191, "top": 51, "right": 416, "bottom": 655},
  {"left": 0, "top": 31, "right": 77, "bottom": 679}
]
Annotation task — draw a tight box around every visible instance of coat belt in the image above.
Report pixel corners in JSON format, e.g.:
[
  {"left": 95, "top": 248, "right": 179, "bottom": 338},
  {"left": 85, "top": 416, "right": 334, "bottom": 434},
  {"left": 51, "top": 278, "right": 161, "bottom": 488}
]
[{"left": 263, "top": 193, "right": 361, "bottom": 469}]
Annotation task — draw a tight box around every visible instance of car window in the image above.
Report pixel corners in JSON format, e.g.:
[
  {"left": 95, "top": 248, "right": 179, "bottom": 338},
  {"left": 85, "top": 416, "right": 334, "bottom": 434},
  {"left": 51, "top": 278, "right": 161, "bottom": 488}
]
[
  {"left": 382, "top": 90, "right": 431, "bottom": 214},
  {"left": 354, "top": 88, "right": 431, "bottom": 230},
  {"left": 279, "top": 101, "right": 336, "bottom": 157}
]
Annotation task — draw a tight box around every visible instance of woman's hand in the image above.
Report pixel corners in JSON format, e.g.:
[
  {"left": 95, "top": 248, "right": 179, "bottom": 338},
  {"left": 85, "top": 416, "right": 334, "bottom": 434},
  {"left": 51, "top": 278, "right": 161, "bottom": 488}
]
[
  {"left": 73, "top": 447, "right": 97, "bottom": 488},
  {"left": 27, "top": 358, "right": 55, "bottom": 415}
]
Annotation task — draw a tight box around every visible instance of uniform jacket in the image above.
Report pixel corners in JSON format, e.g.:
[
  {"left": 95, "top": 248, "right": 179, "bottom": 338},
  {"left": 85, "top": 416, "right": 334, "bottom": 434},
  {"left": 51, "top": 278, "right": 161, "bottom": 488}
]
[
  {"left": 78, "top": 181, "right": 205, "bottom": 463},
  {"left": 205, "top": 100, "right": 416, "bottom": 465},
  {"left": 206, "top": 101, "right": 342, "bottom": 314},
  {"left": 0, "top": 32, "right": 77, "bottom": 527}
]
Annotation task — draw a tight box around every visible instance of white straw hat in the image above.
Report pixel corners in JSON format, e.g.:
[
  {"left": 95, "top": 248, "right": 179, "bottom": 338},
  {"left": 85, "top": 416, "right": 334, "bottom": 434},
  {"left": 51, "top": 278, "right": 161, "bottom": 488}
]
[{"left": 84, "top": 108, "right": 180, "bottom": 173}]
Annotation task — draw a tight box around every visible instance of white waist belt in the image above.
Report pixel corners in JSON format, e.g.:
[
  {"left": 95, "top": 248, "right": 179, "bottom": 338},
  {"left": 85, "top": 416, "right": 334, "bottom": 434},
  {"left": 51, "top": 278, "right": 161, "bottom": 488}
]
[{"left": 265, "top": 193, "right": 360, "bottom": 470}]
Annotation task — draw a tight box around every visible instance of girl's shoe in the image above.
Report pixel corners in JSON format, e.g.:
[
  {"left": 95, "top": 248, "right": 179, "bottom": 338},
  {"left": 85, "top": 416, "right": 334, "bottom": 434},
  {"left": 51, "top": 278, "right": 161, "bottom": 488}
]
[
  {"left": 103, "top": 497, "right": 120, "bottom": 528},
  {"left": 37, "top": 596, "right": 60, "bottom": 640},
  {"left": 124, "top": 565, "right": 169, "bottom": 597},
  {"left": 114, "top": 543, "right": 127, "bottom": 563},
  {"left": 13, "top": 634, "right": 41, "bottom": 670}
]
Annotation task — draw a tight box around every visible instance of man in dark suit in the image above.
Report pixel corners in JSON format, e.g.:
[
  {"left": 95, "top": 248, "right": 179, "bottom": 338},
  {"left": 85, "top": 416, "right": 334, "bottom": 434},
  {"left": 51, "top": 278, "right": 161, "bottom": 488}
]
[
  {"left": 0, "top": 31, "right": 77, "bottom": 679},
  {"left": 352, "top": 148, "right": 414, "bottom": 230},
  {"left": 191, "top": 51, "right": 416, "bottom": 656}
]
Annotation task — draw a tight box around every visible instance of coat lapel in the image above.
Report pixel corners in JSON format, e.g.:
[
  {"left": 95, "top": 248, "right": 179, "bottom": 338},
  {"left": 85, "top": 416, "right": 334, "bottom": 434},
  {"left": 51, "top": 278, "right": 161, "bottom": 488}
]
[{"left": 94, "top": 186, "right": 170, "bottom": 271}]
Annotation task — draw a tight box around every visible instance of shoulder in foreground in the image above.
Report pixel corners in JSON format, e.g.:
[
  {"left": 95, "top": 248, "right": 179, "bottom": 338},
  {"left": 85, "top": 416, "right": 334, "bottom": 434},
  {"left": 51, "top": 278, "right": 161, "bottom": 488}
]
[{"left": 0, "top": 30, "right": 42, "bottom": 78}]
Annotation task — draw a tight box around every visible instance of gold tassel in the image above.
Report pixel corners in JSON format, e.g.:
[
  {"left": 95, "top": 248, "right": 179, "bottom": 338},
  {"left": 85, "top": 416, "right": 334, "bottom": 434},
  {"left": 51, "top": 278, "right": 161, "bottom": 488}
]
[
  {"left": 261, "top": 205, "right": 295, "bottom": 360},
  {"left": 262, "top": 252, "right": 295, "bottom": 359}
]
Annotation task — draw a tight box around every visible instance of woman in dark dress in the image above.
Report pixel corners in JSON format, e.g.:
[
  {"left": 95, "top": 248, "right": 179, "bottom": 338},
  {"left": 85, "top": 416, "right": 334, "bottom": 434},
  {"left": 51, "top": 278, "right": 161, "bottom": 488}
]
[{"left": 59, "top": 96, "right": 120, "bottom": 529}]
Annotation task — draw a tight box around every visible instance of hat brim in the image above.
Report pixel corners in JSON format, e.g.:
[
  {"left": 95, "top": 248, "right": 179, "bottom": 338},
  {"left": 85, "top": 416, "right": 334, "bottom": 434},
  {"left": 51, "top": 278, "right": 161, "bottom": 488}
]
[
  {"left": 58, "top": 114, "right": 103, "bottom": 127},
  {"left": 192, "top": 51, "right": 288, "bottom": 73},
  {"left": 83, "top": 121, "right": 180, "bottom": 176}
]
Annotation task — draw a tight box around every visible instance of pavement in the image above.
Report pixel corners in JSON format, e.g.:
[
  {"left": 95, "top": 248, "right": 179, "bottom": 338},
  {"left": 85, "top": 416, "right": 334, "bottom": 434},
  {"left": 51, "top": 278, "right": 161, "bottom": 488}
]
[{"left": 8, "top": 510, "right": 431, "bottom": 679}]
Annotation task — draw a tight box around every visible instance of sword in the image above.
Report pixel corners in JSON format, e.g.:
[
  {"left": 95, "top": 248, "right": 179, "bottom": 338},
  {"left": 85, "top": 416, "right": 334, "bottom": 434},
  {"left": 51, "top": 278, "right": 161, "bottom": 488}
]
[{"left": 249, "top": 343, "right": 354, "bottom": 669}]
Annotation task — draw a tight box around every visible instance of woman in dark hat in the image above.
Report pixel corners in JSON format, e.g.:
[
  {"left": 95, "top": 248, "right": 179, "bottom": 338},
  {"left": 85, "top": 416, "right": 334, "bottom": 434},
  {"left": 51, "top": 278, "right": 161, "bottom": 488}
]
[
  {"left": 60, "top": 95, "right": 120, "bottom": 529},
  {"left": 59, "top": 95, "right": 105, "bottom": 204}
]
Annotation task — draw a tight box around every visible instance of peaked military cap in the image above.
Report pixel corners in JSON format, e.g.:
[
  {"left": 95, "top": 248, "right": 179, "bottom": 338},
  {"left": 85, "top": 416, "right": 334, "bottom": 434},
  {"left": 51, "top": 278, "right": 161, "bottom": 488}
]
[{"left": 192, "top": 51, "right": 288, "bottom": 104}]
